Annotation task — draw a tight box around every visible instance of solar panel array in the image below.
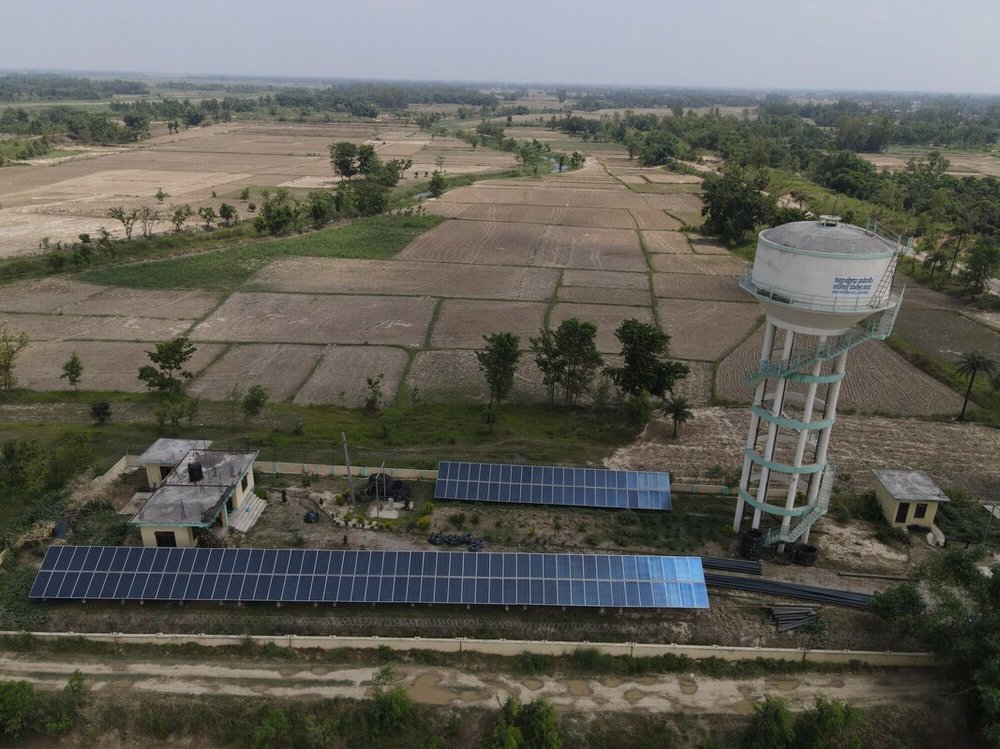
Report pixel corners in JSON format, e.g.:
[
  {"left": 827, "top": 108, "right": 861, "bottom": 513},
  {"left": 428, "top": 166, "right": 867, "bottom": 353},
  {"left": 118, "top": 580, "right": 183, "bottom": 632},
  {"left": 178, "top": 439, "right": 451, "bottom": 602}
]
[
  {"left": 434, "top": 461, "right": 671, "bottom": 511},
  {"left": 30, "top": 546, "right": 707, "bottom": 609}
]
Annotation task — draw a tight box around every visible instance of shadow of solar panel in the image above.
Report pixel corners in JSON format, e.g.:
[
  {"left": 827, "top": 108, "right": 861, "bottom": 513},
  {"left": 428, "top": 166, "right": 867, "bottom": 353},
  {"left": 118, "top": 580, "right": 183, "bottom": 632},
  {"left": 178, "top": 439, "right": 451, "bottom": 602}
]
[
  {"left": 434, "top": 461, "right": 671, "bottom": 510},
  {"left": 28, "top": 547, "right": 707, "bottom": 610}
]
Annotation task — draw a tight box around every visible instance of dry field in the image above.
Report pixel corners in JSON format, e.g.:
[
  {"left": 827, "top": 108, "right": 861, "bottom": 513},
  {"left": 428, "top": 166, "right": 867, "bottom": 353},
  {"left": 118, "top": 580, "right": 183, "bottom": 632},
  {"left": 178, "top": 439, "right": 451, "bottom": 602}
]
[
  {"left": 892, "top": 307, "right": 1000, "bottom": 364},
  {"left": 715, "top": 327, "right": 965, "bottom": 416},
  {"left": 0, "top": 121, "right": 511, "bottom": 258},
  {"left": 860, "top": 150, "right": 1000, "bottom": 178},
  {"left": 5, "top": 124, "right": 992, "bottom": 429}
]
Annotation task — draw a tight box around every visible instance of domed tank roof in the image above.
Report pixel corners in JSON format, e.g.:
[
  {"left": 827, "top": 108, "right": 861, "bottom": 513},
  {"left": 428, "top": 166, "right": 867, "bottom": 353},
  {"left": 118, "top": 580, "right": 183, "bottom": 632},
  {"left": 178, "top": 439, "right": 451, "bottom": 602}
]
[{"left": 760, "top": 220, "right": 897, "bottom": 257}]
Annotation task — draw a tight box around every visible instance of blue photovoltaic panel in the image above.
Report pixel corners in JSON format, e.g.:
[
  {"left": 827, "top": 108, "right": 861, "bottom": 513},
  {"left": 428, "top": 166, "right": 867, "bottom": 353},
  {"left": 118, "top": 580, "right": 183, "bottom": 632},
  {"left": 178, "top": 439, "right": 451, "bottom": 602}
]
[
  {"left": 433, "top": 461, "right": 671, "bottom": 511},
  {"left": 28, "top": 546, "right": 707, "bottom": 610}
]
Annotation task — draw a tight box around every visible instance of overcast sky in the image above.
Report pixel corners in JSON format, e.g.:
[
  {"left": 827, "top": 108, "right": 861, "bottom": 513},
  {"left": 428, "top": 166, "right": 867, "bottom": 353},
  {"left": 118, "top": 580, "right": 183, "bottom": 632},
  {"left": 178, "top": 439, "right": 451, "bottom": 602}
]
[{"left": 1, "top": 0, "right": 996, "bottom": 94}]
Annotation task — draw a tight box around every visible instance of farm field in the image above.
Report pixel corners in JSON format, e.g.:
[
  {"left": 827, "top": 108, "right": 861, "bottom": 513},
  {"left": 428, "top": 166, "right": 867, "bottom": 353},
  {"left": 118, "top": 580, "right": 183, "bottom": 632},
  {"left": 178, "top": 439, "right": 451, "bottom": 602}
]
[
  {"left": 860, "top": 149, "right": 1000, "bottom": 178},
  {"left": 0, "top": 121, "right": 515, "bottom": 259},
  {"left": 2, "top": 121, "right": 996, "bottom": 426}
]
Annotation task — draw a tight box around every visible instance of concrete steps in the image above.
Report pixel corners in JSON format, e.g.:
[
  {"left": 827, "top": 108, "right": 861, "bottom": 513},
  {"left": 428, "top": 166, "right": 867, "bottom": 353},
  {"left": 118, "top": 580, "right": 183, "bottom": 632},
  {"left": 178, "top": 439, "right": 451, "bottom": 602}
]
[{"left": 230, "top": 493, "right": 267, "bottom": 534}]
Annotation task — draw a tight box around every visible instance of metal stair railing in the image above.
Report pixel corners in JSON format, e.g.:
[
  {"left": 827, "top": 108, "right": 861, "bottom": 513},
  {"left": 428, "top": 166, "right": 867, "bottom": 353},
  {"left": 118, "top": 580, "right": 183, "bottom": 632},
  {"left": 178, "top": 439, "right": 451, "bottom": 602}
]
[
  {"left": 763, "top": 464, "right": 836, "bottom": 546},
  {"left": 744, "top": 293, "right": 903, "bottom": 387}
]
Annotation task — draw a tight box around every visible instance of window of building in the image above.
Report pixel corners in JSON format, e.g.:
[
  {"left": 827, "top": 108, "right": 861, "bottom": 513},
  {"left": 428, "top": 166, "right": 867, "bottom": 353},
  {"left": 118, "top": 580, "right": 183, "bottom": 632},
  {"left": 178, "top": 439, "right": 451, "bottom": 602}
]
[
  {"left": 914, "top": 503, "right": 928, "bottom": 520},
  {"left": 241, "top": 474, "right": 249, "bottom": 492}
]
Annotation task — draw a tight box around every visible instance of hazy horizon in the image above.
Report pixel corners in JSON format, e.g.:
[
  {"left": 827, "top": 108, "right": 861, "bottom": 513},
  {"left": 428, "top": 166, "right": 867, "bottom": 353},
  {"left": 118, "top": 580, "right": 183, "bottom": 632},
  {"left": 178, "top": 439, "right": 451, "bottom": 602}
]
[{"left": 2, "top": 0, "right": 998, "bottom": 95}]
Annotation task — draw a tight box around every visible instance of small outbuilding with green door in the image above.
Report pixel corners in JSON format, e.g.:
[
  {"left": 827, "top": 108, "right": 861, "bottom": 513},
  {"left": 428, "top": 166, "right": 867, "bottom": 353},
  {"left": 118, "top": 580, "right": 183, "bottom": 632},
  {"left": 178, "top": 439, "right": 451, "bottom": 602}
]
[{"left": 872, "top": 469, "right": 949, "bottom": 529}]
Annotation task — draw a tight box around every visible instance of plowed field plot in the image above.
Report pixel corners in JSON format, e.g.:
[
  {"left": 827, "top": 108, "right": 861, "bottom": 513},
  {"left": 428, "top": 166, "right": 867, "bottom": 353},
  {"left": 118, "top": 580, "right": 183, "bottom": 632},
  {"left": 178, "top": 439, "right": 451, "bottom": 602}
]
[
  {"left": 190, "top": 293, "right": 435, "bottom": 347},
  {"left": 406, "top": 350, "right": 546, "bottom": 403},
  {"left": 424, "top": 202, "right": 635, "bottom": 229},
  {"left": 653, "top": 274, "right": 747, "bottom": 301},
  {"left": 643, "top": 231, "right": 693, "bottom": 254},
  {"left": 189, "top": 344, "right": 323, "bottom": 401},
  {"left": 0, "top": 278, "right": 107, "bottom": 313},
  {"left": 430, "top": 300, "right": 547, "bottom": 349},
  {"left": 655, "top": 193, "right": 705, "bottom": 215},
  {"left": 862, "top": 150, "right": 1000, "bottom": 178},
  {"left": 293, "top": 345, "right": 409, "bottom": 407},
  {"left": 550, "top": 303, "right": 655, "bottom": 353},
  {"left": 399, "top": 220, "right": 547, "bottom": 266},
  {"left": 673, "top": 361, "right": 713, "bottom": 405},
  {"left": 658, "top": 300, "right": 761, "bottom": 361},
  {"left": 250, "top": 257, "right": 559, "bottom": 301},
  {"left": 558, "top": 286, "right": 653, "bottom": 306},
  {"left": 892, "top": 307, "right": 1000, "bottom": 364},
  {"left": 643, "top": 173, "right": 703, "bottom": 184},
  {"left": 561, "top": 269, "right": 649, "bottom": 290},
  {"left": 14, "top": 340, "right": 222, "bottom": 392},
  {"left": 534, "top": 226, "right": 646, "bottom": 271},
  {"left": 688, "top": 235, "right": 730, "bottom": 255},
  {"left": 59, "top": 287, "right": 221, "bottom": 319},
  {"left": 0, "top": 312, "right": 193, "bottom": 342},
  {"left": 715, "top": 328, "right": 965, "bottom": 415},
  {"left": 898, "top": 285, "right": 963, "bottom": 310},
  {"left": 630, "top": 209, "right": 682, "bottom": 231},
  {"left": 435, "top": 183, "right": 643, "bottom": 209},
  {"left": 650, "top": 254, "right": 745, "bottom": 275}
]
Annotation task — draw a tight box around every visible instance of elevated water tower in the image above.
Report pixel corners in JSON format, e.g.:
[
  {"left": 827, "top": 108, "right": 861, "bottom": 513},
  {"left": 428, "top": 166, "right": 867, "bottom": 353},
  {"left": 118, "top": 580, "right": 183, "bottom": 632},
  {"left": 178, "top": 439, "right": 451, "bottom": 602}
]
[{"left": 733, "top": 216, "right": 911, "bottom": 548}]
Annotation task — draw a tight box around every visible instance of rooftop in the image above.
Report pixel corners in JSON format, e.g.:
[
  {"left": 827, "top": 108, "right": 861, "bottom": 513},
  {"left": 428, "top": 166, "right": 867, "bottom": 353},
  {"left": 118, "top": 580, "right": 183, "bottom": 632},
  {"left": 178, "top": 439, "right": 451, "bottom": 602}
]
[
  {"left": 760, "top": 221, "right": 899, "bottom": 256},
  {"left": 137, "top": 438, "right": 213, "bottom": 466},
  {"left": 872, "top": 469, "right": 950, "bottom": 503},
  {"left": 131, "top": 449, "right": 257, "bottom": 527}
]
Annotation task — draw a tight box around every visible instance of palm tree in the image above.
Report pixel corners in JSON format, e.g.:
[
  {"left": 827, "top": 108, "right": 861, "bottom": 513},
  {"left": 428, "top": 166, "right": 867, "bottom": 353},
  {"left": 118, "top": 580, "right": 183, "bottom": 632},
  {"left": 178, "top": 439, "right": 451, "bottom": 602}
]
[
  {"left": 664, "top": 395, "right": 694, "bottom": 438},
  {"left": 957, "top": 350, "right": 996, "bottom": 420},
  {"left": 922, "top": 249, "right": 949, "bottom": 283}
]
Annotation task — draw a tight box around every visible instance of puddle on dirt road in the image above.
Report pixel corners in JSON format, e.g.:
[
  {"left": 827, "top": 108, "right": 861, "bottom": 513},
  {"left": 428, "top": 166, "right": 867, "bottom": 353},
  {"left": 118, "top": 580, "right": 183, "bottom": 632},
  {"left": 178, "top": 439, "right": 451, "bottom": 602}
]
[
  {"left": 599, "top": 677, "right": 622, "bottom": 688},
  {"left": 566, "top": 680, "right": 592, "bottom": 697},
  {"left": 624, "top": 688, "right": 646, "bottom": 704},
  {"left": 735, "top": 699, "right": 757, "bottom": 714},
  {"left": 678, "top": 677, "right": 698, "bottom": 695},
  {"left": 773, "top": 679, "right": 800, "bottom": 692},
  {"left": 407, "top": 673, "right": 487, "bottom": 706},
  {"left": 521, "top": 679, "right": 543, "bottom": 692}
]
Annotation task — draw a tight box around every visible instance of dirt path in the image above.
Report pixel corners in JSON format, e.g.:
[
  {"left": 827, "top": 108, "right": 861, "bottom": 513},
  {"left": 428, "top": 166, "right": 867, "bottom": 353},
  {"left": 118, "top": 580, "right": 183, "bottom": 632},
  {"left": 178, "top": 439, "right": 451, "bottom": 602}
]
[{"left": 0, "top": 653, "right": 945, "bottom": 714}]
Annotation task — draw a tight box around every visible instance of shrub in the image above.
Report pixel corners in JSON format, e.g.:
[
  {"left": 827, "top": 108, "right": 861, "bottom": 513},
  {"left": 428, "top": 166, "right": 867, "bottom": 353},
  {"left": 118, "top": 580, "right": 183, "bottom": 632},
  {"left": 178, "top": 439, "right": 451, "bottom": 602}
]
[{"left": 0, "top": 680, "right": 38, "bottom": 739}]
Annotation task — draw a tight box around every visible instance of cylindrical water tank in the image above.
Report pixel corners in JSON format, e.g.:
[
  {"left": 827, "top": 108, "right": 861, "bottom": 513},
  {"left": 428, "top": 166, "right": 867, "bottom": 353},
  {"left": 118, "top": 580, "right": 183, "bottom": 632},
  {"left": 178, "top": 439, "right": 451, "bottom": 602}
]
[{"left": 747, "top": 218, "right": 898, "bottom": 334}]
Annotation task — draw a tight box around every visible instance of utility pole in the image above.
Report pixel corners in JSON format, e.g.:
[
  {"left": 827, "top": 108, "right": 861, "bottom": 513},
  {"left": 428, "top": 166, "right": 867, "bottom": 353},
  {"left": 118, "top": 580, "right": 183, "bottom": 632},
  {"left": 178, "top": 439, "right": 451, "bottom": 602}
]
[{"left": 342, "top": 432, "right": 356, "bottom": 502}]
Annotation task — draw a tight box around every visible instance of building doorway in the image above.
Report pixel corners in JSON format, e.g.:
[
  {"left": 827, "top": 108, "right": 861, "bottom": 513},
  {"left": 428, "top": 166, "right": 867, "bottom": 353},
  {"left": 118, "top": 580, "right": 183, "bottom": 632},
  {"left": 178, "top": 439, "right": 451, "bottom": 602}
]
[
  {"left": 154, "top": 531, "right": 177, "bottom": 548},
  {"left": 894, "top": 503, "right": 909, "bottom": 524}
]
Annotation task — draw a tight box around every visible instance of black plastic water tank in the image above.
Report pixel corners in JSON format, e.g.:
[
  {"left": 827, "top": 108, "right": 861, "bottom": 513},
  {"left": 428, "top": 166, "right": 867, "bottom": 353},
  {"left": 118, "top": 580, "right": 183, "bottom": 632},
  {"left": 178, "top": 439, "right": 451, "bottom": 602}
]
[
  {"left": 187, "top": 461, "right": 204, "bottom": 482},
  {"left": 795, "top": 544, "right": 819, "bottom": 566},
  {"left": 739, "top": 529, "right": 764, "bottom": 561}
]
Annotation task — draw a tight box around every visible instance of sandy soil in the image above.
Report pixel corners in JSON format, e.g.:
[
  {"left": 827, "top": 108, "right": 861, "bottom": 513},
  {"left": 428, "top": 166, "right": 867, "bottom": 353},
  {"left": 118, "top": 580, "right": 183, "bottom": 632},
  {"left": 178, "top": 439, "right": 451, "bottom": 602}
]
[{"left": 0, "top": 654, "right": 947, "bottom": 715}]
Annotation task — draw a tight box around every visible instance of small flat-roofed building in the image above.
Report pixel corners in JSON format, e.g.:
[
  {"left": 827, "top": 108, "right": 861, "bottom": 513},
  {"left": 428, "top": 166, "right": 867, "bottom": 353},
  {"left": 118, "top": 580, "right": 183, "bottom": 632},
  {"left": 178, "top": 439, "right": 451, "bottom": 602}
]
[
  {"left": 872, "top": 469, "right": 950, "bottom": 529},
  {"left": 131, "top": 448, "right": 259, "bottom": 548},
  {"left": 137, "top": 438, "right": 213, "bottom": 489}
]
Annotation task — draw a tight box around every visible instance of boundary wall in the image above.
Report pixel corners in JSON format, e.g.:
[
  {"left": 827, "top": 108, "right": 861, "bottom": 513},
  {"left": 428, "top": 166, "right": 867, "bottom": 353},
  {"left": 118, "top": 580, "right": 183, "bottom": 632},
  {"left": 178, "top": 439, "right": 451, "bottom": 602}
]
[{"left": 0, "top": 630, "right": 939, "bottom": 668}]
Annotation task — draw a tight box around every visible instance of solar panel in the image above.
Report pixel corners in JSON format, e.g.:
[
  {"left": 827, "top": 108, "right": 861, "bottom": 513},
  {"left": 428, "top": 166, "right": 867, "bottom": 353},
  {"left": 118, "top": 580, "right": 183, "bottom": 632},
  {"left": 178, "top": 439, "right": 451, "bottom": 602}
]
[
  {"left": 29, "top": 546, "right": 707, "bottom": 609},
  {"left": 434, "top": 461, "right": 671, "bottom": 510}
]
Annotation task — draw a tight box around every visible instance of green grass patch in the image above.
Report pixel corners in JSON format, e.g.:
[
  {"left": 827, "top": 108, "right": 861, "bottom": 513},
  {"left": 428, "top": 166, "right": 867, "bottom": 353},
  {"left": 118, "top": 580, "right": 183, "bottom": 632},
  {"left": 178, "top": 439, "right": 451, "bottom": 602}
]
[{"left": 79, "top": 213, "right": 444, "bottom": 290}]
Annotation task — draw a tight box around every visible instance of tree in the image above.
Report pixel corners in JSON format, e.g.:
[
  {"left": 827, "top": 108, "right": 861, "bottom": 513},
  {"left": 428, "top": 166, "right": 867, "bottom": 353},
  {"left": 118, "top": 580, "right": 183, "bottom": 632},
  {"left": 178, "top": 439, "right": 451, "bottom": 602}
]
[
  {"left": 253, "top": 189, "right": 299, "bottom": 235},
  {"left": 155, "top": 187, "right": 168, "bottom": 203},
  {"left": 476, "top": 332, "right": 521, "bottom": 410},
  {"left": 605, "top": 319, "right": 689, "bottom": 398},
  {"left": 107, "top": 206, "right": 138, "bottom": 241},
  {"left": 218, "top": 203, "right": 238, "bottom": 226},
  {"left": 90, "top": 399, "right": 111, "bottom": 425},
  {"left": 663, "top": 395, "right": 694, "bottom": 437},
  {"left": 741, "top": 695, "right": 794, "bottom": 749},
  {"left": 329, "top": 141, "right": 359, "bottom": 181},
  {"left": 922, "top": 247, "right": 950, "bottom": 283},
  {"left": 242, "top": 385, "right": 269, "bottom": 425},
  {"left": 253, "top": 707, "right": 291, "bottom": 749},
  {"left": 516, "top": 697, "right": 561, "bottom": 749},
  {"left": 304, "top": 191, "right": 336, "bottom": 228},
  {"left": 60, "top": 352, "right": 83, "bottom": 390},
  {"left": 154, "top": 397, "right": 198, "bottom": 429},
  {"left": 138, "top": 336, "right": 197, "bottom": 393},
  {"left": 138, "top": 205, "right": 159, "bottom": 238},
  {"left": 170, "top": 204, "right": 194, "bottom": 232},
  {"left": 700, "top": 167, "right": 776, "bottom": 244},
  {"left": 552, "top": 318, "right": 603, "bottom": 408},
  {"left": 957, "top": 241, "right": 1000, "bottom": 296},
  {"left": 365, "top": 374, "right": 384, "bottom": 415},
  {"left": 0, "top": 681, "right": 38, "bottom": 739},
  {"left": 956, "top": 350, "right": 996, "bottom": 420},
  {"left": 197, "top": 205, "right": 216, "bottom": 230},
  {"left": 529, "top": 329, "right": 563, "bottom": 405},
  {"left": 429, "top": 170, "right": 447, "bottom": 197},
  {"left": 0, "top": 327, "right": 29, "bottom": 394}
]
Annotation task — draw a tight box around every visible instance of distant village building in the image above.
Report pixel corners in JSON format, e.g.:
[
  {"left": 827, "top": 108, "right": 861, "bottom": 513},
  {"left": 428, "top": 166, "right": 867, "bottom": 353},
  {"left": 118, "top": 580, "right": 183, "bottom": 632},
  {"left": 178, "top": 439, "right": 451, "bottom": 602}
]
[
  {"left": 872, "top": 469, "right": 950, "bottom": 529},
  {"left": 130, "top": 441, "right": 263, "bottom": 547}
]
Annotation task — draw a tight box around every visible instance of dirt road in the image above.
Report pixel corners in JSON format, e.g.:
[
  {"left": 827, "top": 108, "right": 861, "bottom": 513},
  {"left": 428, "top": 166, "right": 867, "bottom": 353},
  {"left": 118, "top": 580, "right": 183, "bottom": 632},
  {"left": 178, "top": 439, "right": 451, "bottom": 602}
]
[{"left": 0, "top": 653, "right": 945, "bottom": 714}]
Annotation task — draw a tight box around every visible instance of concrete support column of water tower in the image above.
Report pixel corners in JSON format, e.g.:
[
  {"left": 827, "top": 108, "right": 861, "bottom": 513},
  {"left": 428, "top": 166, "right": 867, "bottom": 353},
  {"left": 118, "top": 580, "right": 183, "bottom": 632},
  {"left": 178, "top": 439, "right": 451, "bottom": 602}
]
[
  {"left": 778, "top": 335, "right": 828, "bottom": 540},
  {"left": 800, "top": 348, "right": 849, "bottom": 545},
  {"left": 750, "top": 328, "right": 796, "bottom": 530},
  {"left": 733, "top": 321, "right": 776, "bottom": 532}
]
